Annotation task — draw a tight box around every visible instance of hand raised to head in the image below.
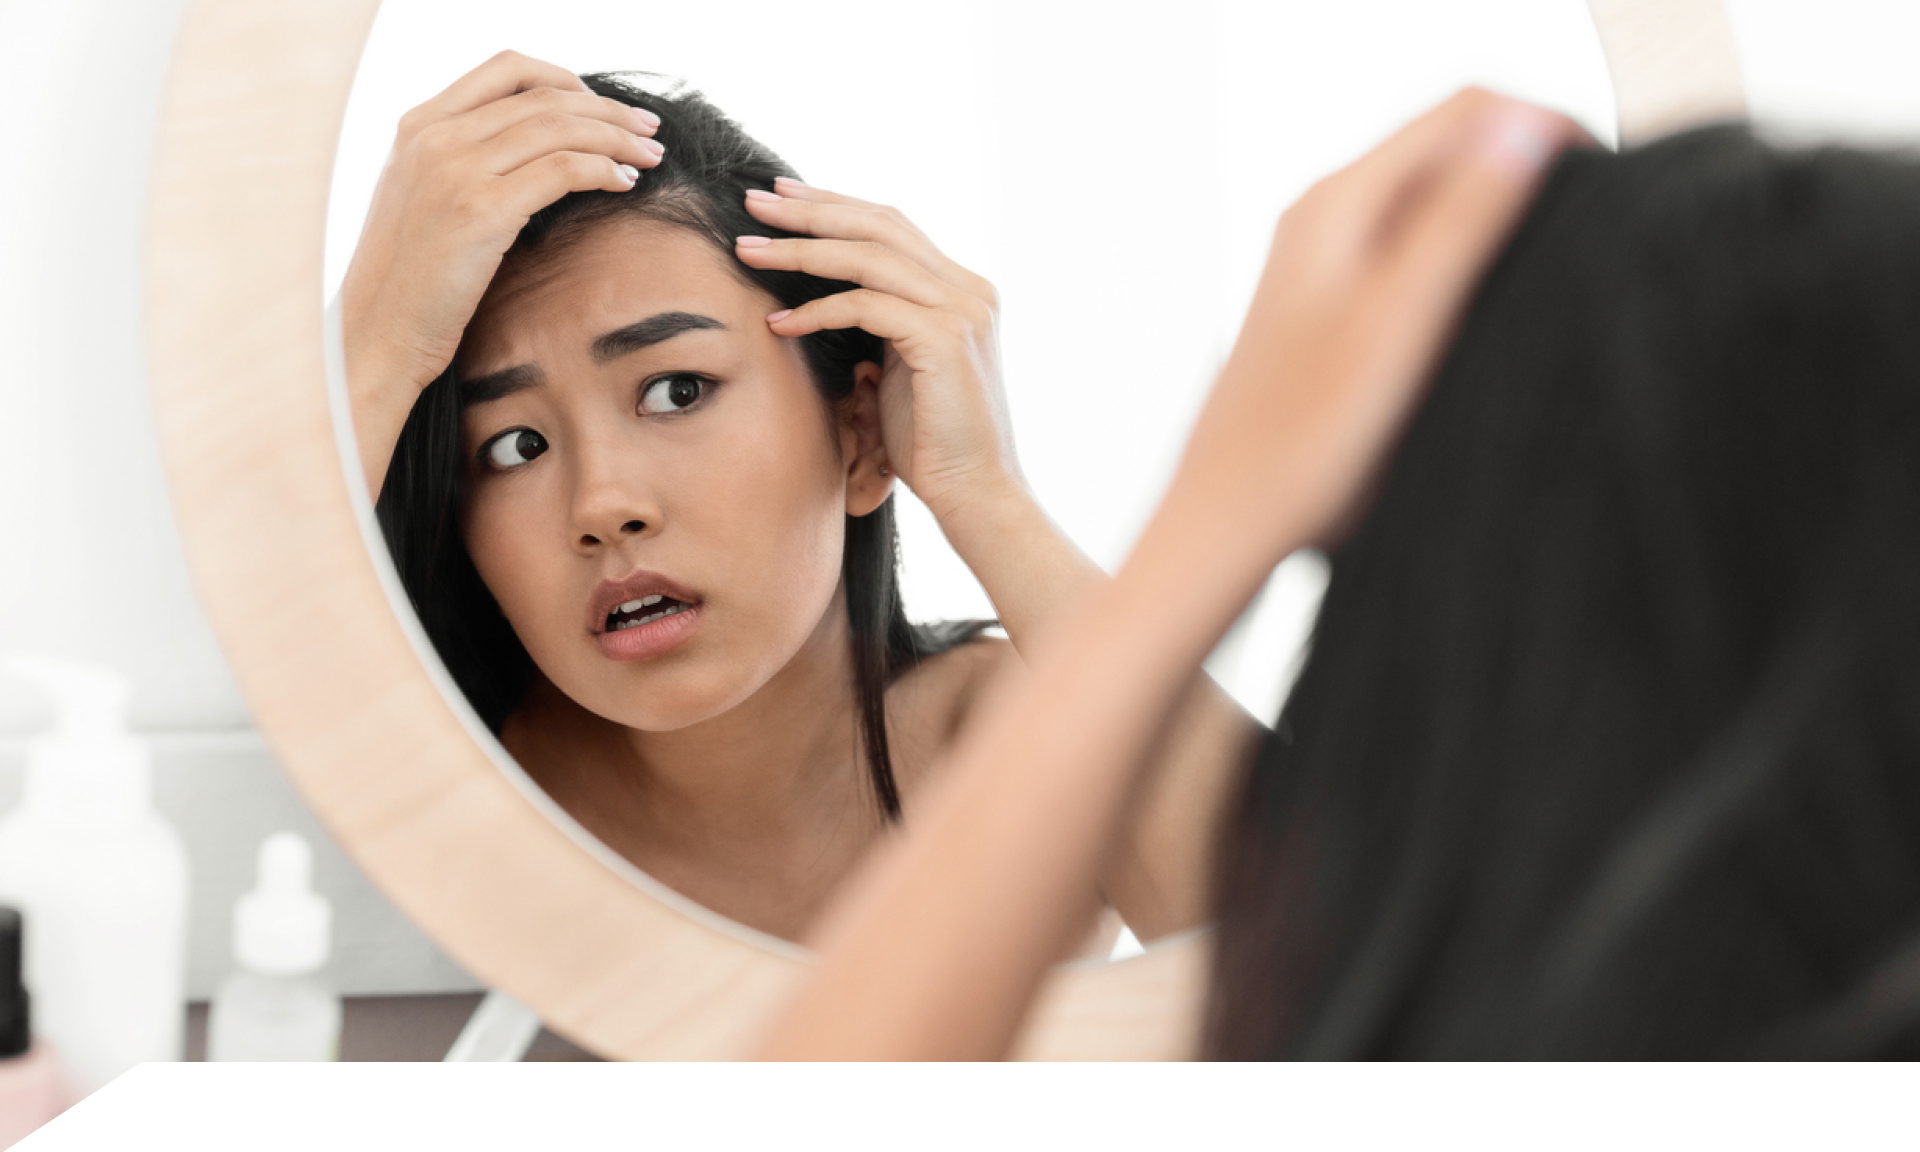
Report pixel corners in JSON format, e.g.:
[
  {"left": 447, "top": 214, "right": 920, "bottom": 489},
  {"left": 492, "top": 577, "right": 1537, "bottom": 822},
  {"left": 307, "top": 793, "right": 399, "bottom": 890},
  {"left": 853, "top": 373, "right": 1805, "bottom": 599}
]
[
  {"left": 340, "top": 51, "right": 667, "bottom": 496},
  {"left": 732, "top": 179, "right": 1020, "bottom": 528},
  {"left": 1159, "top": 89, "right": 1587, "bottom": 582}
]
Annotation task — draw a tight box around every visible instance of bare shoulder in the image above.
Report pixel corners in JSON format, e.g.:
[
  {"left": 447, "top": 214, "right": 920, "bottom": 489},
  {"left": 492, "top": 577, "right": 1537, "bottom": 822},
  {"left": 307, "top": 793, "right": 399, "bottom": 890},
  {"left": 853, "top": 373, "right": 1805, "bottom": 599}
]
[
  {"left": 888, "top": 633, "right": 1016, "bottom": 732},
  {"left": 884, "top": 634, "right": 1020, "bottom": 794}
]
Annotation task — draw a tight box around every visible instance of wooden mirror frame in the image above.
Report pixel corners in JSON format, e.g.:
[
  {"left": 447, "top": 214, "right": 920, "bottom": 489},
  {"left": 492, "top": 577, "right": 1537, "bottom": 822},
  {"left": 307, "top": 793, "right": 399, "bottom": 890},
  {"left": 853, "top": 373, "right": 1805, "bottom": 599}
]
[{"left": 145, "top": 0, "right": 1739, "bottom": 1059}]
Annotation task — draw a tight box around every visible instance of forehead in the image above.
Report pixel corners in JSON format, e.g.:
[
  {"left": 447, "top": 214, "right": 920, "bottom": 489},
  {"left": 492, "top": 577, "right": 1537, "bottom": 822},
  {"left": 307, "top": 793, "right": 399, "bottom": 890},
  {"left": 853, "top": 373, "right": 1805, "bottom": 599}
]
[{"left": 462, "top": 217, "right": 771, "bottom": 372}]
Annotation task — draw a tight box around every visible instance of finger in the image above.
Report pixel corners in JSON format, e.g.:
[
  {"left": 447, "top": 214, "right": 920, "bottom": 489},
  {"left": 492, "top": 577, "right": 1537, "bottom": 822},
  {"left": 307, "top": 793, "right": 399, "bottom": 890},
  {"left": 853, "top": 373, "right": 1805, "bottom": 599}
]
[
  {"left": 453, "top": 85, "right": 660, "bottom": 144},
  {"left": 1342, "top": 87, "right": 1507, "bottom": 191},
  {"left": 492, "top": 150, "right": 641, "bottom": 220},
  {"left": 1293, "top": 89, "right": 1515, "bottom": 266},
  {"left": 769, "top": 176, "right": 888, "bottom": 212},
  {"left": 1371, "top": 103, "right": 1573, "bottom": 360},
  {"left": 752, "top": 188, "right": 999, "bottom": 306},
  {"left": 743, "top": 192, "right": 991, "bottom": 301},
  {"left": 736, "top": 237, "right": 954, "bottom": 309},
  {"left": 417, "top": 50, "right": 590, "bottom": 121},
  {"left": 747, "top": 193, "right": 934, "bottom": 261},
  {"left": 475, "top": 110, "right": 662, "bottom": 176},
  {"left": 768, "top": 288, "right": 940, "bottom": 345}
]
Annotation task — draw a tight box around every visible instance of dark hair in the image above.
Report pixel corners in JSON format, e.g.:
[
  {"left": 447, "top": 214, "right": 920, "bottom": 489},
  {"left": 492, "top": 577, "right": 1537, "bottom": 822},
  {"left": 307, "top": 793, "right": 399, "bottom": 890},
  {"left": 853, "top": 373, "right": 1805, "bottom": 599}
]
[
  {"left": 1211, "top": 126, "right": 1920, "bottom": 1058},
  {"left": 375, "top": 73, "right": 989, "bottom": 818}
]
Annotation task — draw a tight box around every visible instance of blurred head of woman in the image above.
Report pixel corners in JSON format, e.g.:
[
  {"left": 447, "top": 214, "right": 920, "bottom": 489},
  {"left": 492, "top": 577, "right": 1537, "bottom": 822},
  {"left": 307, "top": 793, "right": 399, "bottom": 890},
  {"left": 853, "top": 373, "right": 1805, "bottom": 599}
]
[{"left": 1215, "top": 126, "right": 1920, "bottom": 1059}]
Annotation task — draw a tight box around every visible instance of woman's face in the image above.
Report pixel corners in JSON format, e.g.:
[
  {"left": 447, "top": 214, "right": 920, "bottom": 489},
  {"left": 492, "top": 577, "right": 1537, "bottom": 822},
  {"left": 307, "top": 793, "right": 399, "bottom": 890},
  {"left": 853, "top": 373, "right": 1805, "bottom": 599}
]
[{"left": 457, "top": 216, "right": 870, "bottom": 731}]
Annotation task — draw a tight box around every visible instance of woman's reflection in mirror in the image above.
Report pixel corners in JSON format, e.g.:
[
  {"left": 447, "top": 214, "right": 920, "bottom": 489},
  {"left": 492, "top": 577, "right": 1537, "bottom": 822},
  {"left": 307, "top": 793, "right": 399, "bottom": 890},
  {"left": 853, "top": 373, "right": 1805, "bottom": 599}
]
[{"left": 346, "top": 57, "right": 1258, "bottom": 942}]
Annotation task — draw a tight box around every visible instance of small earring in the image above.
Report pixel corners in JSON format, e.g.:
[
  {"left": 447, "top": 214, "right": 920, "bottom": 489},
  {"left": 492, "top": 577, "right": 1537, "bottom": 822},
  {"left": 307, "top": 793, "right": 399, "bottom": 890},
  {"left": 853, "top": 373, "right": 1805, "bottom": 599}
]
[{"left": 878, "top": 464, "right": 890, "bottom": 477}]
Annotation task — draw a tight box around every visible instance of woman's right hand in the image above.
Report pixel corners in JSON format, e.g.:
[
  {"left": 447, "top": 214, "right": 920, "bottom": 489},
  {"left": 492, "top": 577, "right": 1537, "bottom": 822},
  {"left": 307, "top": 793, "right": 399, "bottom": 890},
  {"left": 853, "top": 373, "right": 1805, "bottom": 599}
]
[
  {"left": 1158, "top": 89, "right": 1584, "bottom": 580},
  {"left": 339, "top": 51, "right": 664, "bottom": 495}
]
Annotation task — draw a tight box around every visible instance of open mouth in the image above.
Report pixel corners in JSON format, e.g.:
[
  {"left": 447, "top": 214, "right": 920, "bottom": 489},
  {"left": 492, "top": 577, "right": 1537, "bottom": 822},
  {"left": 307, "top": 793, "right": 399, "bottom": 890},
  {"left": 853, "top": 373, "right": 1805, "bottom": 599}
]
[
  {"left": 605, "top": 594, "right": 693, "bottom": 632},
  {"left": 586, "top": 568, "right": 703, "bottom": 659}
]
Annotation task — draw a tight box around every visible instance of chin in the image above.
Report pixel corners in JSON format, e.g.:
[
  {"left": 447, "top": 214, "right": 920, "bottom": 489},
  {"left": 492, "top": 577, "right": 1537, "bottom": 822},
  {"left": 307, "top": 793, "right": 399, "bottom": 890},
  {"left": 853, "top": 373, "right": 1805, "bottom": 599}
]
[{"left": 566, "top": 652, "right": 780, "bottom": 734}]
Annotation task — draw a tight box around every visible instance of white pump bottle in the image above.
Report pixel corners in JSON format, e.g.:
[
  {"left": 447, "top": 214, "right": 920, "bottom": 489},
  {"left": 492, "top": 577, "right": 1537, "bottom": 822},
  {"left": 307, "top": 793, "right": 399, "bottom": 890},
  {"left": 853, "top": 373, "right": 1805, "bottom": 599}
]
[
  {"left": 0, "top": 655, "right": 190, "bottom": 1095},
  {"left": 208, "top": 832, "right": 341, "bottom": 1061}
]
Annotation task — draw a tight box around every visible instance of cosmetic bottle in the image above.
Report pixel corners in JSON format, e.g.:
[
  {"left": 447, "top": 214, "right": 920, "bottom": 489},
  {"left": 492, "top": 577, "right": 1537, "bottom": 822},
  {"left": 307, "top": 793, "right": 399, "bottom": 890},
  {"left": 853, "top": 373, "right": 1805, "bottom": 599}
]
[
  {"left": 0, "top": 656, "right": 189, "bottom": 1096},
  {"left": 0, "top": 908, "right": 69, "bottom": 1149},
  {"left": 208, "top": 832, "right": 341, "bottom": 1061}
]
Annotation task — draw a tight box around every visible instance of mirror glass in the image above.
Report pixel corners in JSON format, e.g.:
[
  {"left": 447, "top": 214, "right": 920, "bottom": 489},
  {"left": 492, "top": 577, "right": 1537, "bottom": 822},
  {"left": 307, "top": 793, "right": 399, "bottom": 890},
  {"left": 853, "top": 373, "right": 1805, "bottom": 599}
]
[{"left": 323, "top": 0, "right": 1617, "bottom": 952}]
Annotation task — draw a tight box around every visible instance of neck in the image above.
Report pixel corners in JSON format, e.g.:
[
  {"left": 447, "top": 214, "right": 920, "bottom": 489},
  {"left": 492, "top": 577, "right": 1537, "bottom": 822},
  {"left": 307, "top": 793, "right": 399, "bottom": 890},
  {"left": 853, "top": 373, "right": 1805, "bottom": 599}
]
[
  {"left": 630, "top": 587, "right": 873, "bottom": 834},
  {"left": 508, "top": 586, "right": 881, "bottom": 857}
]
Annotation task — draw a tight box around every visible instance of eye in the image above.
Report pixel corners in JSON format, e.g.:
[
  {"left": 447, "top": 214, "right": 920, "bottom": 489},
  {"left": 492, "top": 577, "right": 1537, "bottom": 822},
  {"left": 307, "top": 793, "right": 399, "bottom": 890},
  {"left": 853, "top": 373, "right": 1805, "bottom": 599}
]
[
  {"left": 482, "top": 428, "right": 548, "bottom": 470},
  {"left": 639, "top": 373, "right": 710, "bottom": 415}
]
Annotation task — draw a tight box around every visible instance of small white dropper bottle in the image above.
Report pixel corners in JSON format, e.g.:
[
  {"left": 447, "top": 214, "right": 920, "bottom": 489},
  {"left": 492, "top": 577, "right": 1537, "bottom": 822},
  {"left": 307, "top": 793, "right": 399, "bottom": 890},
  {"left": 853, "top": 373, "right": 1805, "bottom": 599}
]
[{"left": 207, "top": 832, "right": 341, "bottom": 1061}]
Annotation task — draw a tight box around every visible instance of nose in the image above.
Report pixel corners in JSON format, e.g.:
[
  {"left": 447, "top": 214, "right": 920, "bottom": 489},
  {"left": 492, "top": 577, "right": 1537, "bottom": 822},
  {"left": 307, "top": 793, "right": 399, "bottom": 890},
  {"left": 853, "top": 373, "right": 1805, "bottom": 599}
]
[{"left": 567, "top": 435, "right": 660, "bottom": 552}]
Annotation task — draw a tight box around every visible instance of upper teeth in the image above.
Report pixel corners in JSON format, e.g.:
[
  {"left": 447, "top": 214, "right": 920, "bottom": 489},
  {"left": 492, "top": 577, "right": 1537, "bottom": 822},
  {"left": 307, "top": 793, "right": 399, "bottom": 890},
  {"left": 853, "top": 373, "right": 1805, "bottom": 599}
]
[{"left": 616, "top": 594, "right": 664, "bottom": 614}]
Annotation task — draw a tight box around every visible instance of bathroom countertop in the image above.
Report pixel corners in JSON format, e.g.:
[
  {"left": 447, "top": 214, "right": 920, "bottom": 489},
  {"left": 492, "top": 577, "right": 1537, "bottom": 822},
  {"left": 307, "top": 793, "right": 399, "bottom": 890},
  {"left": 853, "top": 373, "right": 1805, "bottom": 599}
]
[{"left": 184, "top": 994, "right": 599, "bottom": 1061}]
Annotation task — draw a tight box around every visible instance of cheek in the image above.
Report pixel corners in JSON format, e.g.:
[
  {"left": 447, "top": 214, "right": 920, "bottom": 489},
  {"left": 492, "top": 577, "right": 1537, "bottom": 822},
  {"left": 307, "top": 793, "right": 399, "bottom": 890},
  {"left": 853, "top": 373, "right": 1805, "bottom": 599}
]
[
  {"left": 461, "top": 483, "right": 564, "bottom": 634},
  {"left": 447, "top": 381, "right": 854, "bottom": 730},
  {"left": 700, "top": 397, "right": 849, "bottom": 627}
]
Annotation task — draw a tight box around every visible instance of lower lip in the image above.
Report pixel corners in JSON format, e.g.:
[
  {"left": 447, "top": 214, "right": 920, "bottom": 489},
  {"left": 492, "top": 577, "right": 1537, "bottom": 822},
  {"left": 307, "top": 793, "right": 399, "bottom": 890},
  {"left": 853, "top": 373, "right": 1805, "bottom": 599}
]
[{"left": 594, "top": 603, "right": 702, "bottom": 662}]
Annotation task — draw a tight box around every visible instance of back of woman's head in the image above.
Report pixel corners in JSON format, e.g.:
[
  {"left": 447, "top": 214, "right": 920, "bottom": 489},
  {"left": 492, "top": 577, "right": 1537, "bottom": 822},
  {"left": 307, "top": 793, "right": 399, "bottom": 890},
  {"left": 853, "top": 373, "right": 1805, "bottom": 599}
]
[{"left": 1212, "top": 125, "right": 1920, "bottom": 1059}]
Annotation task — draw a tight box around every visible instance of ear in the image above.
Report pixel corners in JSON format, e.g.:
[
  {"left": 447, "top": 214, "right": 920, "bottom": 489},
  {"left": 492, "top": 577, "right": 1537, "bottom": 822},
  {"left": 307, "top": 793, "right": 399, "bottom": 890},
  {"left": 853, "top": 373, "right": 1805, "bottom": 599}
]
[{"left": 841, "top": 360, "right": 894, "bottom": 518}]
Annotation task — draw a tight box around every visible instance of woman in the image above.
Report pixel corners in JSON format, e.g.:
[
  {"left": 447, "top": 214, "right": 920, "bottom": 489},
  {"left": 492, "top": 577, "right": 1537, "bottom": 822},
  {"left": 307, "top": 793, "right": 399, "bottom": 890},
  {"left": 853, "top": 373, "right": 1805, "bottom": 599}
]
[
  {"left": 764, "top": 94, "right": 1920, "bottom": 1059},
  {"left": 342, "top": 54, "right": 1256, "bottom": 943}
]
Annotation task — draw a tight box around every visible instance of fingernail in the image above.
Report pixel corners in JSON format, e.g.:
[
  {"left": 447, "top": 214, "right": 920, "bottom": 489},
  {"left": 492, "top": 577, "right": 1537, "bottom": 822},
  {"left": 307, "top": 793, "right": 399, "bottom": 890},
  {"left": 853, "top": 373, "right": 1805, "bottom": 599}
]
[
  {"left": 630, "top": 106, "right": 661, "bottom": 130},
  {"left": 745, "top": 188, "right": 781, "bottom": 203},
  {"left": 767, "top": 308, "right": 793, "bottom": 323},
  {"left": 1478, "top": 105, "right": 1556, "bottom": 174},
  {"left": 616, "top": 164, "right": 639, "bottom": 186},
  {"left": 773, "top": 175, "right": 807, "bottom": 189},
  {"left": 736, "top": 235, "right": 772, "bottom": 248},
  {"left": 641, "top": 138, "right": 666, "bottom": 159}
]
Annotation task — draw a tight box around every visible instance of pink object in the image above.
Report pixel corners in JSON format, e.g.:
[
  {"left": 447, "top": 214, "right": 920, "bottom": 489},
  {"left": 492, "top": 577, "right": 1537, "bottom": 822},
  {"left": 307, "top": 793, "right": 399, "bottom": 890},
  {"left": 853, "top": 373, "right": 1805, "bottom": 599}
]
[{"left": 0, "top": 1040, "right": 71, "bottom": 1149}]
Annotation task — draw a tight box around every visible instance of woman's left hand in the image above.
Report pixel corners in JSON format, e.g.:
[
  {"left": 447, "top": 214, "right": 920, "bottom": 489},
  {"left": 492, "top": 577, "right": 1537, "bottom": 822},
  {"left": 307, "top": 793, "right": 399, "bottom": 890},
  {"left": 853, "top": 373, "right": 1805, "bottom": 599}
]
[{"left": 735, "top": 180, "right": 1019, "bottom": 525}]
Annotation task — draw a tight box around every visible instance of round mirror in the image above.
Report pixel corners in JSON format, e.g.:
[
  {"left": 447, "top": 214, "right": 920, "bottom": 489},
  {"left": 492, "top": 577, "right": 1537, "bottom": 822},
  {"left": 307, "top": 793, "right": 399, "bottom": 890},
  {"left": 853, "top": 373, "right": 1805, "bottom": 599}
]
[
  {"left": 150, "top": 0, "right": 1732, "bottom": 1057},
  {"left": 323, "top": 0, "right": 1622, "bottom": 948}
]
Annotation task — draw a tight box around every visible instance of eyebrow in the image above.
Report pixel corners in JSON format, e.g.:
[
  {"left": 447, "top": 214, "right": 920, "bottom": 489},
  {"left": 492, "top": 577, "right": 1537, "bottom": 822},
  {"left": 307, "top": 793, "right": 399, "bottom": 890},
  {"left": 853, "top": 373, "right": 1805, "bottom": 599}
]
[
  {"left": 591, "top": 311, "right": 727, "bottom": 364},
  {"left": 460, "top": 363, "right": 543, "bottom": 406},
  {"left": 459, "top": 311, "right": 729, "bottom": 407}
]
